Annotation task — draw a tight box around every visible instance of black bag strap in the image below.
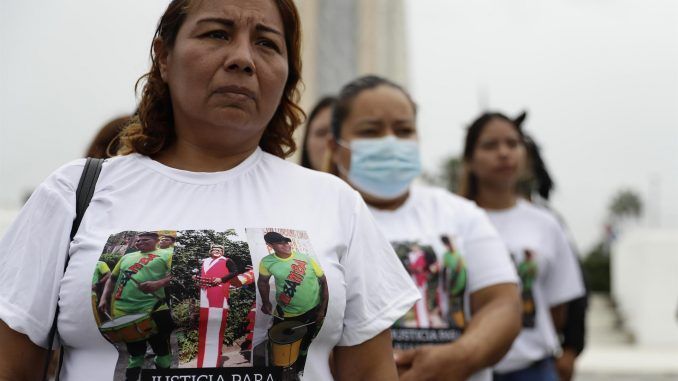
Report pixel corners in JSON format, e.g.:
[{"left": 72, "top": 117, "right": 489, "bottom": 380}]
[{"left": 42, "top": 157, "right": 104, "bottom": 381}]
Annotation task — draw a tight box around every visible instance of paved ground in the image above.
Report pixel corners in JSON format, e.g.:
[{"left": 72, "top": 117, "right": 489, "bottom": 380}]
[{"left": 575, "top": 294, "right": 678, "bottom": 381}]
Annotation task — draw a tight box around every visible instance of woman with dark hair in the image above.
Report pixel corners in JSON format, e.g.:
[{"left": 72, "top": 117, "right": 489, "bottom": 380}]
[
  {"left": 0, "top": 2, "right": 417, "bottom": 380},
  {"left": 520, "top": 128, "right": 589, "bottom": 381},
  {"left": 459, "top": 112, "right": 585, "bottom": 381},
  {"left": 300, "top": 96, "right": 337, "bottom": 170},
  {"left": 327, "top": 75, "right": 522, "bottom": 381},
  {"left": 85, "top": 115, "right": 131, "bottom": 159}
]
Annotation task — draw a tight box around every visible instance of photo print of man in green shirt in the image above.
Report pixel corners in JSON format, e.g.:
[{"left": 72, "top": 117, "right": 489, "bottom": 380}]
[{"left": 257, "top": 231, "right": 328, "bottom": 379}]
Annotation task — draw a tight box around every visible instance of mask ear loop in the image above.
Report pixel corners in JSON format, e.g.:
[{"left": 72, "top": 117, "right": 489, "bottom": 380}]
[
  {"left": 333, "top": 139, "right": 351, "bottom": 176},
  {"left": 335, "top": 139, "right": 351, "bottom": 150}
]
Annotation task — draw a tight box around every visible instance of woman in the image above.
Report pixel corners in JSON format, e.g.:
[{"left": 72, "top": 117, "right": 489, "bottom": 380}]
[
  {"left": 0, "top": 2, "right": 418, "bottom": 380},
  {"left": 300, "top": 96, "right": 336, "bottom": 170},
  {"left": 459, "top": 112, "right": 586, "bottom": 381},
  {"left": 327, "top": 75, "right": 522, "bottom": 381},
  {"left": 521, "top": 130, "right": 589, "bottom": 381}
]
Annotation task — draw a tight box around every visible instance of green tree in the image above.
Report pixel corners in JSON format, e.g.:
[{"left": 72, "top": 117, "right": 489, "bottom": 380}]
[
  {"left": 609, "top": 189, "right": 643, "bottom": 220},
  {"left": 422, "top": 156, "right": 463, "bottom": 194}
]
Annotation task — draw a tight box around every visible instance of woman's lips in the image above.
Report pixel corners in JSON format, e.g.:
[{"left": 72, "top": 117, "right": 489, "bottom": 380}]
[{"left": 213, "top": 85, "right": 256, "bottom": 101}]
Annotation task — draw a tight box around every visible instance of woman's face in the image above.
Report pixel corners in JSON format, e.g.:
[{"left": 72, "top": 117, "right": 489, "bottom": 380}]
[
  {"left": 158, "top": 0, "right": 289, "bottom": 151},
  {"left": 305, "top": 106, "right": 332, "bottom": 170},
  {"left": 468, "top": 118, "right": 526, "bottom": 189},
  {"left": 332, "top": 85, "right": 417, "bottom": 174}
]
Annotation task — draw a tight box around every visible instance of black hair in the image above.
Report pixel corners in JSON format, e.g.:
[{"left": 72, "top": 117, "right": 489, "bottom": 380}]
[
  {"left": 521, "top": 133, "right": 554, "bottom": 200},
  {"left": 331, "top": 75, "right": 417, "bottom": 139},
  {"left": 300, "top": 96, "right": 337, "bottom": 169}
]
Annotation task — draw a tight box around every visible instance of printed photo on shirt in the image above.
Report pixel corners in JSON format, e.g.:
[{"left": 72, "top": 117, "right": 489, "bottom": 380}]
[
  {"left": 245, "top": 228, "right": 328, "bottom": 381},
  {"left": 390, "top": 235, "right": 467, "bottom": 349},
  {"left": 91, "top": 229, "right": 258, "bottom": 381},
  {"left": 511, "top": 249, "right": 539, "bottom": 328}
]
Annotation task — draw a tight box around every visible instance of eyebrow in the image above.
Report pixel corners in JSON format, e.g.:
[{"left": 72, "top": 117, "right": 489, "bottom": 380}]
[{"left": 197, "top": 17, "right": 283, "bottom": 37}]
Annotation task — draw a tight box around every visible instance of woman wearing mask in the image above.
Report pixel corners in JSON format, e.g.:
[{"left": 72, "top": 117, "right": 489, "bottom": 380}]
[
  {"left": 459, "top": 112, "right": 586, "bottom": 381},
  {"left": 0, "top": 2, "right": 418, "bottom": 380},
  {"left": 328, "top": 75, "right": 522, "bottom": 381},
  {"left": 300, "top": 96, "right": 336, "bottom": 170}
]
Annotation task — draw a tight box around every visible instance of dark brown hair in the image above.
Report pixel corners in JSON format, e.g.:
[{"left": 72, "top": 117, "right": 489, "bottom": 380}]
[
  {"left": 300, "top": 95, "right": 336, "bottom": 169},
  {"left": 118, "top": 0, "right": 304, "bottom": 158},
  {"left": 459, "top": 112, "right": 526, "bottom": 201},
  {"left": 85, "top": 115, "right": 131, "bottom": 158}
]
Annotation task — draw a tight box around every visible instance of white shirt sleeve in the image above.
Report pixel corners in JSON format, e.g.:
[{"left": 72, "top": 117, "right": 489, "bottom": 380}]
[
  {"left": 542, "top": 220, "right": 585, "bottom": 307},
  {"left": 461, "top": 204, "right": 518, "bottom": 294},
  {"left": 337, "top": 192, "right": 420, "bottom": 346},
  {"left": 0, "top": 162, "right": 82, "bottom": 348}
]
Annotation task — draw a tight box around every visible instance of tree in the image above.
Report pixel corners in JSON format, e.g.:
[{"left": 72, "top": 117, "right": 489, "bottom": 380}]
[
  {"left": 609, "top": 189, "right": 643, "bottom": 220},
  {"left": 422, "top": 155, "right": 463, "bottom": 194}
]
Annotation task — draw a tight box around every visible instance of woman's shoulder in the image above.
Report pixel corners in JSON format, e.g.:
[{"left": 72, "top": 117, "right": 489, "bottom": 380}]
[
  {"left": 411, "top": 184, "right": 485, "bottom": 216},
  {"left": 515, "top": 199, "right": 563, "bottom": 231},
  {"left": 39, "top": 154, "right": 139, "bottom": 195}
]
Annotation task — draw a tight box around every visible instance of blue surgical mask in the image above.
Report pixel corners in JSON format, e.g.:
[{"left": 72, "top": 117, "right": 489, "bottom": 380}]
[{"left": 338, "top": 136, "right": 421, "bottom": 199}]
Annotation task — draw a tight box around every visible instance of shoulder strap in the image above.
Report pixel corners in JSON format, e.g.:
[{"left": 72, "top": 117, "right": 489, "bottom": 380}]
[{"left": 43, "top": 157, "right": 104, "bottom": 381}]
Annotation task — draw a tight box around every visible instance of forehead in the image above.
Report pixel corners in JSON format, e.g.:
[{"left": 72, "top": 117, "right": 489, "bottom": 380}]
[
  {"left": 479, "top": 118, "right": 520, "bottom": 139},
  {"left": 349, "top": 86, "right": 415, "bottom": 121},
  {"left": 185, "top": 0, "right": 284, "bottom": 30}
]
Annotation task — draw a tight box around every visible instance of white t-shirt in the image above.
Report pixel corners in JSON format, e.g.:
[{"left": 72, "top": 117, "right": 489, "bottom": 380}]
[
  {"left": 487, "top": 199, "right": 585, "bottom": 373},
  {"left": 0, "top": 149, "right": 419, "bottom": 381},
  {"left": 369, "top": 185, "right": 518, "bottom": 381}
]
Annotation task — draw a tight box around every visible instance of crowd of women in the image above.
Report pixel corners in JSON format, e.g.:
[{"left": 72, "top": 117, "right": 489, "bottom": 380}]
[{"left": 0, "top": 1, "right": 586, "bottom": 380}]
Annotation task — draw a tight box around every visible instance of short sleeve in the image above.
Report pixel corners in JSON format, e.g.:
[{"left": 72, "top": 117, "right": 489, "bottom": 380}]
[
  {"left": 310, "top": 258, "right": 324, "bottom": 277},
  {"left": 542, "top": 221, "right": 585, "bottom": 306},
  {"left": 258, "top": 259, "right": 271, "bottom": 277},
  {"left": 111, "top": 258, "right": 123, "bottom": 277},
  {"left": 460, "top": 204, "right": 518, "bottom": 293},
  {"left": 99, "top": 262, "right": 111, "bottom": 274},
  {"left": 0, "top": 163, "right": 82, "bottom": 348},
  {"left": 337, "top": 193, "right": 420, "bottom": 347}
]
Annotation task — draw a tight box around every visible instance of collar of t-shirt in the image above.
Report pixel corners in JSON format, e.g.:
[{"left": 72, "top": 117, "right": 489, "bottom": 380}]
[{"left": 135, "top": 147, "right": 263, "bottom": 185}]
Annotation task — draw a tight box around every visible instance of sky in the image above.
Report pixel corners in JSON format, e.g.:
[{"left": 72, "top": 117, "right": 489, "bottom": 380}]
[
  {"left": 404, "top": 0, "right": 678, "bottom": 251},
  {"left": 1, "top": 0, "right": 677, "bottom": 252}
]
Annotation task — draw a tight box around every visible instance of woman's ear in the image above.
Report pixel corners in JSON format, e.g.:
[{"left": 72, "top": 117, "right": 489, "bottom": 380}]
[
  {"left": 154, "top": 38, "right": 170, "bottom": 82},
  {"left": 324, "top": 138, "right": 341, "bottom": 174}
]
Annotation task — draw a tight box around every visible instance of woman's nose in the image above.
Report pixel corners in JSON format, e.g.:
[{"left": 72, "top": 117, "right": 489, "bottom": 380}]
[{"left": 223, "top": 38, "right": 256, "bottom": 75}]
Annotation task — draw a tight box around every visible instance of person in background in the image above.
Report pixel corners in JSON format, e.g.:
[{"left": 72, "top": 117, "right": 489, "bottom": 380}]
[
  {"left": 520, "top": 127, "right": 589, "bottom": 381},
  {"left": 0, "top": 1, "right": 418, "bottom": 380},
  {"left": 300, "top": 96, "right": 336, "bottom": 170},
  {"left": 459, "top": 111, "right": 586, "bottom": 381},
  {"left": 327, "top": 75, "right": 521, "bottom": 381},
  {"left": 85, "top": 115, "right": 131, "bottom": 159}
]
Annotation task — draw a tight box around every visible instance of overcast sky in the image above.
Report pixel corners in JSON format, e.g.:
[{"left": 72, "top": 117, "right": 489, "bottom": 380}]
[
  {"left": 1, "top": 1, "right": 676, "bottom": 251},
  {"left": 404, "top": 0, "right": 678, "bottom": 251}
]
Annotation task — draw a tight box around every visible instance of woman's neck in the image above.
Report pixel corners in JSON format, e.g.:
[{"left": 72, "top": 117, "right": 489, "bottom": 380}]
[
  {"left": 153, "top": 139, "right": 258, "bottom": 172},
  {"left": 364, "top": 191, "right": 410, "bottom": 211},
  {"left": 475, "top": 184, "right": 518, "bottom": 211}
]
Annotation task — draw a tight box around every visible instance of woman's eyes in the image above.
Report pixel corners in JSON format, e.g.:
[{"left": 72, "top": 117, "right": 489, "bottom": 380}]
[
  {"left": 479, "top": 139, "right": 521, "bottom": 150},
  {"left": 395, "top": 127, "right": 416, "bottom": 137},
  {"left": 201, "top": 30, "right": 281, "bottom": 53},
  {"left": 355, "top": 128, "right": 381, "bottom": 137},
  {"left": 256, "top": 38, "right": 281, "bottom": 53},
  {"left": 204, "top": 30, "right": 229, "bottom": 40}
]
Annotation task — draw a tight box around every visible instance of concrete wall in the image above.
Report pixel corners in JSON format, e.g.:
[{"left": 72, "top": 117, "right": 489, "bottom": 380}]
[{"left": 611, "top": 228, "right": 678, "bottom": 346}]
